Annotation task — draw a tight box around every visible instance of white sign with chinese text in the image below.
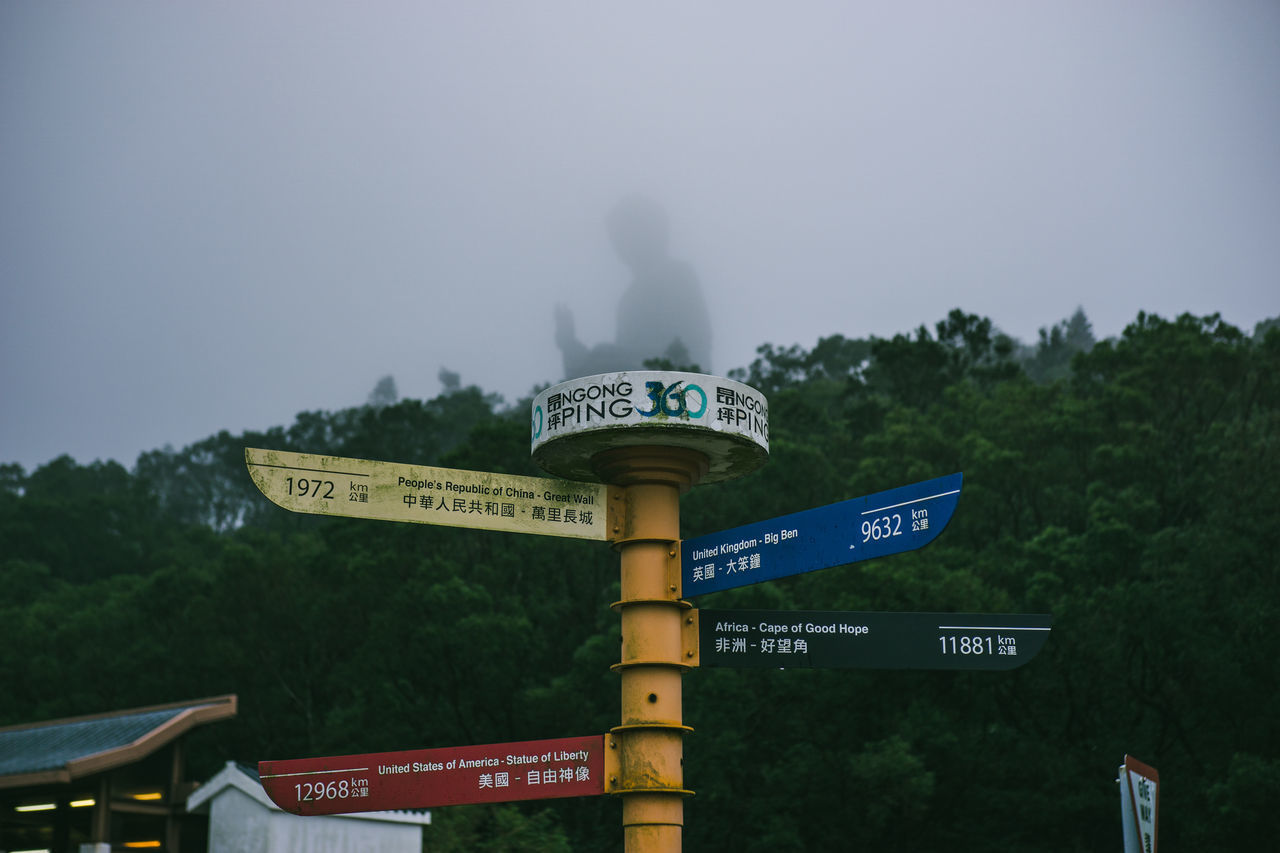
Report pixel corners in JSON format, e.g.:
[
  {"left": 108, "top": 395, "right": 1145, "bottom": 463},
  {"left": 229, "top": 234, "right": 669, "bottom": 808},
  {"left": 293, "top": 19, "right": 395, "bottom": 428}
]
[{"left": 1119, "top": 754, "right": 1159, "bottom": 853}]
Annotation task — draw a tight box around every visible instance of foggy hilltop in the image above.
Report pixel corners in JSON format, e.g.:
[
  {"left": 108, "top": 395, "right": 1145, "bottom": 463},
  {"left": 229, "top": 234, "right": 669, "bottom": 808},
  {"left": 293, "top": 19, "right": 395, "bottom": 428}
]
[{"left": 2, "top": 2, "right": 1275, "bottom": 472}]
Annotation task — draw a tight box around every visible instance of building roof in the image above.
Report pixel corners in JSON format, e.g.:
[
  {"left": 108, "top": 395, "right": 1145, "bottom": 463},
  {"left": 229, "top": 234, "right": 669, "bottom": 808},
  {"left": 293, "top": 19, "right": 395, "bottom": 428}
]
[
  {"left": 0, "top": 695, "right": 237, "bottom": 789},
  {"left": 187, "top": 761, "right": 431, "bottom": 826}
]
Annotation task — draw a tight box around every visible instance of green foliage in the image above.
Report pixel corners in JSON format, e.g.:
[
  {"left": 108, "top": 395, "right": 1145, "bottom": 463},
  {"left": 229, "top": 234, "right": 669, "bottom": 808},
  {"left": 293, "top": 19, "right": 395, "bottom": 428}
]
[
  {"left": 1, "top": 309, "right": 1275, "bottom": 850},
  {"left": 1253, "top": 315, "right": 1279, "bottom": 342},
  {"left": 1023, "top": 306, "right": 1097, "bottom": 383},
  {"left": 367, "top": 374, "right": 399, "bottom": 408},
  {"left": 133, "top": 387, "right": 501, "bottom": 531},
  {"left": 0, "top": 456, "right": 174, "bottom": 582},
  {"left": 1203, "top": 753, "right": 1280, "bottom": 848},
  {"left": 730, "top": 332, "right": 872, "bottom": 396},
  {"left": 428, "top": 804, "right": 572, "bottom": 853}
]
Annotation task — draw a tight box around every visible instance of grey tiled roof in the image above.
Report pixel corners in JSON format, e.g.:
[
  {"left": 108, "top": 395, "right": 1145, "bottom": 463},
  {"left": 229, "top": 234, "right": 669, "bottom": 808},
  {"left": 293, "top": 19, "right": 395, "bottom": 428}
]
[{"left": 0, "top": 703, "right": 206, "bottom": 778}]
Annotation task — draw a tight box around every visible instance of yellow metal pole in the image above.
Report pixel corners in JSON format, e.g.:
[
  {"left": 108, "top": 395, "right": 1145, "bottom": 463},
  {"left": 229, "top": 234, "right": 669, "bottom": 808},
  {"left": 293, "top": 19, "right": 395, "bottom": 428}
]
[{"left": 596, "top": 446, "right": 707, "bottom": 853}]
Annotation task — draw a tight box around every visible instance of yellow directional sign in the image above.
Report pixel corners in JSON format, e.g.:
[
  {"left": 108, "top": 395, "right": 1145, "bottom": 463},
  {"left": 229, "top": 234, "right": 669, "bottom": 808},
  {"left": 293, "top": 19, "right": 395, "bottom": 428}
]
[{"left": 246, "top": 448, "right": 616, "bottom": 541}]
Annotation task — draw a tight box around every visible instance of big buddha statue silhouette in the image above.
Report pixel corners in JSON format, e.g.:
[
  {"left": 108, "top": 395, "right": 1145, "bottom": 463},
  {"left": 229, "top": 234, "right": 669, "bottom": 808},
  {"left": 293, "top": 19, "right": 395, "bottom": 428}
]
[{"left": 555, "top": 196, "right": 711, "bottom": 379}]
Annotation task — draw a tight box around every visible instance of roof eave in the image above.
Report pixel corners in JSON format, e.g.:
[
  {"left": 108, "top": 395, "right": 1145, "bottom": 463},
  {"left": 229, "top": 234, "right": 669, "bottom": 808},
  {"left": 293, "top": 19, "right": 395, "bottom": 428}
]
[{"left": 0, "top": 695, "right": 238, "bottom": 790}]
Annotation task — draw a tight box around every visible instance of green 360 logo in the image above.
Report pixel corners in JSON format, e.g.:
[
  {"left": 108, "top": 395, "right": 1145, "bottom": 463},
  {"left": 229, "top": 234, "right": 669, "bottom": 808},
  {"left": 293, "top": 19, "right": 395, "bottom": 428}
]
[{"left": 636, "top": 380, "right": 707, "bottom": 419}]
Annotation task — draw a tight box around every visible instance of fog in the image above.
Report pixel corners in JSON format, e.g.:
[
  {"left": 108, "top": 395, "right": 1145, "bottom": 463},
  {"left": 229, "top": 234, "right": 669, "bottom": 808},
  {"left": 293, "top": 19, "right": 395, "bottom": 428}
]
[{"left": 3, "top": 1, "right": 1277, "bottom": 471}]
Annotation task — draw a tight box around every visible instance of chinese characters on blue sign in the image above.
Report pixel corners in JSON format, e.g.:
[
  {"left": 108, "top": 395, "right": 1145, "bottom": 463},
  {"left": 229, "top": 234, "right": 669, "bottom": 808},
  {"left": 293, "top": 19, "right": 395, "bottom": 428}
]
[{"left": 681, "top": 473, "right": 962, "bottom": 595}]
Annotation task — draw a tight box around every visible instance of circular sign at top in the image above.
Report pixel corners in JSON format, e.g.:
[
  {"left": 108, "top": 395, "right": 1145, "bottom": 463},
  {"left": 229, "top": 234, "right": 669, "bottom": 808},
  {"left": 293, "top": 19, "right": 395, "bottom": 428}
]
[{"left": 531, "top": 371, "right": 769, "bottom": 483}]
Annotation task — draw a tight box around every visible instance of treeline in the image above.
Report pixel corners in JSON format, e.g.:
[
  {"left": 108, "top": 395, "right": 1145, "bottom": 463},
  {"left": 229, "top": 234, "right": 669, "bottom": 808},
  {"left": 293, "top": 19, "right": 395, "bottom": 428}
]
[{"left": 2, "top": 310, "right": 1277, "bottom": 851}]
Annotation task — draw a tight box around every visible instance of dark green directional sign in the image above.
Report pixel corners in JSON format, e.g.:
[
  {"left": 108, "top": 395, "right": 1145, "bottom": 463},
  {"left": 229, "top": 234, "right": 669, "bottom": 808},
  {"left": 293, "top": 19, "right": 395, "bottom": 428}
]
[{"left": 695, "top": 609, "right": 1052, "bottom": 670}]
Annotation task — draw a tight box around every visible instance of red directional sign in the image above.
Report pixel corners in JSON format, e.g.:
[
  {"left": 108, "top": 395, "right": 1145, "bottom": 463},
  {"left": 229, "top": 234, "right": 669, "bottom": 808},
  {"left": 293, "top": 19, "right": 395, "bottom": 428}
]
[{"left": 259, "top": 735, "right": 606, "bottom": 815}]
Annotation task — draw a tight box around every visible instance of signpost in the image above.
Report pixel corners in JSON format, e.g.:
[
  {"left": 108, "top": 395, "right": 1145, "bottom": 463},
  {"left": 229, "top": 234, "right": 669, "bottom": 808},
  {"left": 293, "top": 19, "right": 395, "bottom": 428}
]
[
  {"left": 692, "top": 609, "right": 1052, "bottom": 670},
  {"left": 530, "top": 371, "right": 773, "bottom": 852},
  {"left": 245, "top": 447, "right": 616, "bottom": 541},
  {"left": 245, "top": 368, "right": 1052, "bottom": 852},
  {"left": 1119, "top": 755, "right": 1159, "bottom": 853},
  {"left": 681, "top": 473, "right": 962, "bottom": 595},
  {"left": 259, "top": 735, "right": 607, "bottom": 816}
]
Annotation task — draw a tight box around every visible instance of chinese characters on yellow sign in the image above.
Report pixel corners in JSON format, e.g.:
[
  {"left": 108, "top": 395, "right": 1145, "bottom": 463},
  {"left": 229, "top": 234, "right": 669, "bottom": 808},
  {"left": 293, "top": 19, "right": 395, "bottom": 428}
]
[{"left": 245, "top": 448, "right": 615, "bottom": 541}]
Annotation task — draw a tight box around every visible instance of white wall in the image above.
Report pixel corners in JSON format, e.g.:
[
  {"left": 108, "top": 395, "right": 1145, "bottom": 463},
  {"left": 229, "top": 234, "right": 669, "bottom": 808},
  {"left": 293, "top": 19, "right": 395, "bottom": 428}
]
[{"left": 207, "top": 786, "right": 422, "bottom": 853}]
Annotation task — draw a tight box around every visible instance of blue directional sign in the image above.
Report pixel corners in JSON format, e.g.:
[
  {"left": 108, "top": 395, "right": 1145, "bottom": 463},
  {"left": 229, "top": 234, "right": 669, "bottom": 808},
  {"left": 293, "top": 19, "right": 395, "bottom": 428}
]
[{"left": 681, "top": 473, "right": 962, "bottom": 596}]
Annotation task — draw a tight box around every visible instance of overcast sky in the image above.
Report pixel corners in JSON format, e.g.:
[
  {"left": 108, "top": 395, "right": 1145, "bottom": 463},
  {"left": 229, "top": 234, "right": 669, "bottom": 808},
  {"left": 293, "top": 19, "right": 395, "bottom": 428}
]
[{"left": 3, "top": 1, "right": 1277, "bottom": 472}]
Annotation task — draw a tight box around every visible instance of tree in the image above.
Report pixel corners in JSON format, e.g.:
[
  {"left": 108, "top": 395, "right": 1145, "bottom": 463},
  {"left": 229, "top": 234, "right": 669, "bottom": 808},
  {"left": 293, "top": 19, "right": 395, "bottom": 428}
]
[
  {"left": 1023, "top": 306, "right": 1097, "bottom": 383},
  {"left": 3, "top": 308, "right": 1276, "bottom": 850},
  {"left": 439, "top": 366, "right": 461, "bottom": 393},
  {"left": 1254, "top": 315, "right": 1279, "bottom": 342},
  {"left": 366, "top": 374, "right": 399, "bottom": 407}
]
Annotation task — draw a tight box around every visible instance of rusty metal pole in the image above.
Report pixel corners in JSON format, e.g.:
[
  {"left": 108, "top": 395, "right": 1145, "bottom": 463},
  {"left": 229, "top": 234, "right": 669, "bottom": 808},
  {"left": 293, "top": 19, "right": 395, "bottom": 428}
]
[
  {"left": 531, "top": 370, "right": 770, "bottom": 851},
  {"left": 596, "top": 446, "right": 707, "bottom": 853}
]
